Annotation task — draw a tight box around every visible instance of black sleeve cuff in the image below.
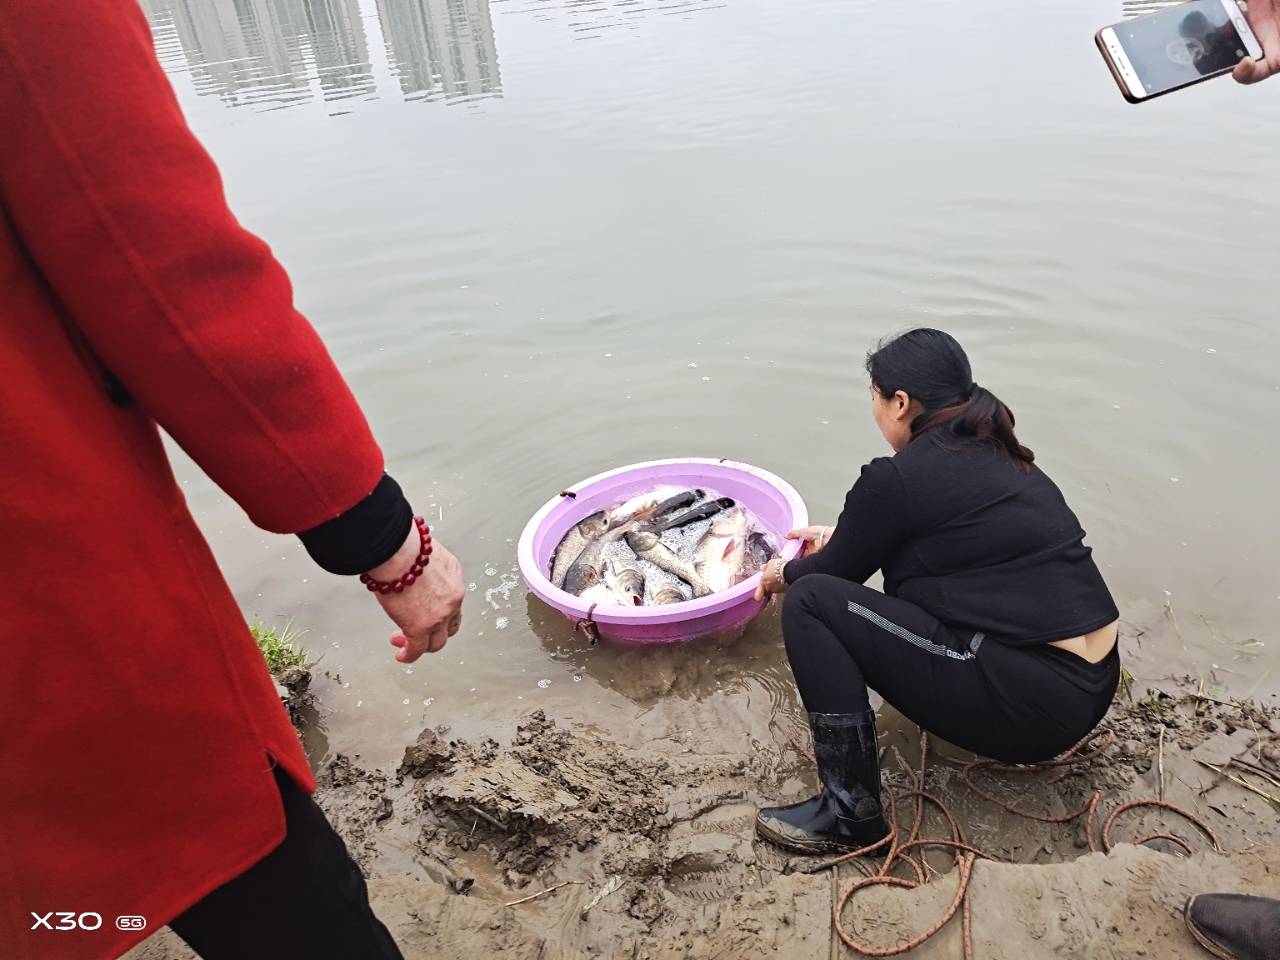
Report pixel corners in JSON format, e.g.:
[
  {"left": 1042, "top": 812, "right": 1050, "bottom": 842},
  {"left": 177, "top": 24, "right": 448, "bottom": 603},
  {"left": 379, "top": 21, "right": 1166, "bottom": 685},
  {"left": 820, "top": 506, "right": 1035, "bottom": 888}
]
[
  {"left": 298, "top": 473, "right": 413, "bottom": 576},
  {"left": 782, "top": 556, "right": 805, "bottom": 586}
]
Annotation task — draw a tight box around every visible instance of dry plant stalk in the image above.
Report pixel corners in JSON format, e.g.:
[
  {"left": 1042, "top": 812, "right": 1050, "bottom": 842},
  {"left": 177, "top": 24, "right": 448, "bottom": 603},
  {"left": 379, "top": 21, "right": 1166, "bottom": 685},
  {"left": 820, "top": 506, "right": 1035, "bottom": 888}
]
[
  {"left": 1196, "top": 760, "right": 1280, "bottom": 807},
  {"left": 1157, "top": 726, "right": 1165, "bottom": 803},
  {"left": 504, "top": 879, "right": 585, "bottom": 907}
]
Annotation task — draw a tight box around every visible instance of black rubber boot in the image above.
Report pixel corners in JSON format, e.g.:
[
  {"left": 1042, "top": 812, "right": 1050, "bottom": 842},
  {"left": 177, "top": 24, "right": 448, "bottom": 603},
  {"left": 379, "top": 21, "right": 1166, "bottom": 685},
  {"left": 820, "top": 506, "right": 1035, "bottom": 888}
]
[
  {"left": 755, "top": 710, "right": 889, "bottom": 855},
  {"left": 1184, "top": 894, "right": 1280, "bottom": 960}
]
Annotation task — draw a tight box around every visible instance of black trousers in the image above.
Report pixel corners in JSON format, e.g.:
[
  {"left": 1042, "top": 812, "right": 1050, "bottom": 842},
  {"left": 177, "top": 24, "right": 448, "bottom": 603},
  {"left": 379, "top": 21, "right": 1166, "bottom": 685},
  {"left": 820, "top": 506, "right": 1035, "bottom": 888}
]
[
  {"left": 782, "top": 574, "right": 1120, "bottom": 764},
  {"left": 169, "top": 767, "right": 403, "bottom": 960}
]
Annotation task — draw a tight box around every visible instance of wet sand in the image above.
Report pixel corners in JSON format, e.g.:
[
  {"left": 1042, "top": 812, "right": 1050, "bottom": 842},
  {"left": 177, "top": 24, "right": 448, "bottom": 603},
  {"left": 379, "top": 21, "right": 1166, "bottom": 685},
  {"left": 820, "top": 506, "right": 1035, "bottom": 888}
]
[
  {"left": 133, "top": 846, "right": 1280, "bottom": 959},
  {"left": 128, "top": 621, "right": 1279, "bottom": 959}
]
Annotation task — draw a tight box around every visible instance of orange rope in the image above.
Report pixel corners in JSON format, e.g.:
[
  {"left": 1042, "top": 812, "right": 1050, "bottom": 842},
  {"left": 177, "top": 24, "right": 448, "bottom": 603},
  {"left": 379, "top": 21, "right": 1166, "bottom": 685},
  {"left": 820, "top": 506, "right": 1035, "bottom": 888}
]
[
  {"left": 961, "top": 731, "right": 1116, "bottom": 827},
  {"left": 817, "top": 727, "right": 1220, "bottom": 959},
  {"left": 1101, "top": 799, "right": 1221, "bottom": 854},
  {"left": 831, "top": 733, "right": 994, "bottom": 959}
]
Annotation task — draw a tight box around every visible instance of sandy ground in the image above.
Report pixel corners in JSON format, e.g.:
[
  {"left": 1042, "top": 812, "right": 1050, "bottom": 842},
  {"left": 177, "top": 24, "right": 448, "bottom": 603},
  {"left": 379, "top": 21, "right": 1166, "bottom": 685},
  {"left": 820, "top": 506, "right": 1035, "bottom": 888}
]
[
  {"left": 131, "top": 845, "right": 1280, "bottom": 960},
  {"left": 127, "top": 661, "right": 1280, "bottom": 960}
]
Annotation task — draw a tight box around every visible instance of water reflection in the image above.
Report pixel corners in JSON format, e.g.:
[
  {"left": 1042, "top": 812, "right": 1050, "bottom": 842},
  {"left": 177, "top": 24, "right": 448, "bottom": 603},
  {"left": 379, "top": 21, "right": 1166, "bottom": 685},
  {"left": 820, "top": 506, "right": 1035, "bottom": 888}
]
[
  {"left": 378, "top": 0, "right": 500, "bottom": 101},
  {"left": 142, "top": 0, "right": 374, "bottom": 109},
  {"left": 494, "top": 0, "right": 728, "bottom": 39},
  {"left": 142, "top": 0, "right": 501, "bottom": 110},
  {"left": 524, "top": 591, "right": 796, "bottom": 709}
]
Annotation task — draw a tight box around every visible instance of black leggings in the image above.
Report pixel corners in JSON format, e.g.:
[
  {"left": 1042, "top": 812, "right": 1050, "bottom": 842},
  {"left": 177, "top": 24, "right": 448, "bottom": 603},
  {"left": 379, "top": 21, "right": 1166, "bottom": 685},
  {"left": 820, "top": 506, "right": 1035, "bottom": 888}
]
[
  {"left": 782, "top": 575, "right": 1119, "bottom": 764},
  {"left": 170, "top": 766, "right": 403, "bottom": 959}
]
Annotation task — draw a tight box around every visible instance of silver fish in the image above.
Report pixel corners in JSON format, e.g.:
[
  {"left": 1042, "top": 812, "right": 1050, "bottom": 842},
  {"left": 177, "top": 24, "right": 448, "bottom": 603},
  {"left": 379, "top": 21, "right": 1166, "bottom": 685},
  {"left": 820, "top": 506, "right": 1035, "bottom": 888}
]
[
  {"left": 563, "top": 526, "right": 626, "bottom": 595},
  {"left": 605, "top": 561, "right": 645, "bottom": 606},
  {"left": 624, "top": 528, "right": 712, "bottom": 598},
  {"left": 747, "top": 531, "right": 774, "bottom": 569},
  {"left": 609, "top": 490, "right": 666, "bottom": 525},
  {"left": 649, "top": 497, "right": 734, "bottom": 533},
  {"left": 610, "top": 488, "right": 702, "bottom": 527},
  {"left": 577, "top": 582, "right": 616, "bottom": 607},
  {"left": 565, "top": 491, "right": 692, "bottom": 595},
  {"left": 695, "top": 509, "right": 775, "bottom": 593},
  {"left": 575, "top": 563, "right": 646, "bottom": 607},
  {"left": 651, "top": 585, "right": 687, "bottom": 605},
  {"left": 550, "top": 511, "right": 609, "bottom": 588},
  {"left": 564, "top": 506, "right": 658, "bottom": 595}
]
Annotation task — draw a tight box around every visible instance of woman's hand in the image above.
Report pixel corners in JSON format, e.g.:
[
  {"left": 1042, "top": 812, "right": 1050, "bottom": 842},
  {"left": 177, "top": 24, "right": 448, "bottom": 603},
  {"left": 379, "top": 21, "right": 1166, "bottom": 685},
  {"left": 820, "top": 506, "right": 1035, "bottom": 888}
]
[
  {"left": 754, "top": 557, "right": 790, "bottom": 603},
  {"left": 786, "top": 524, "right": 833, "bottom": 558},
  {"left": 367, "top": 525, "right": 465, "bottom": 663},
  {"left": 1235, "top": 0, "right": 1280, "bottom": 84}
]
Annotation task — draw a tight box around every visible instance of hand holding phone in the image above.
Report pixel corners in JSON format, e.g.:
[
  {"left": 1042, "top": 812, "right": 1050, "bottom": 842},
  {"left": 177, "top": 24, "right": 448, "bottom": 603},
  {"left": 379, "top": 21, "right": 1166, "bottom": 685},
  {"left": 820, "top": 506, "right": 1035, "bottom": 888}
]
[
  {"left": 1097, "top": 0, "right": 1264, "bottom": 101},
  {"left": 1232, "top": 0, "right": 1280, "bottom": 83}
]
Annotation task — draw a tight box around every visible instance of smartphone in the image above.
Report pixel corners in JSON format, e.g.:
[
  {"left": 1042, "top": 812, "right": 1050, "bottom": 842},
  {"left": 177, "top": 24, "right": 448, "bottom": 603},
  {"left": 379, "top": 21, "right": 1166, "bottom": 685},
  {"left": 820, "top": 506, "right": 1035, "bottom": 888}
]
[{"left": 1096, "top": 0, "right": 1263, "bottom": 102}]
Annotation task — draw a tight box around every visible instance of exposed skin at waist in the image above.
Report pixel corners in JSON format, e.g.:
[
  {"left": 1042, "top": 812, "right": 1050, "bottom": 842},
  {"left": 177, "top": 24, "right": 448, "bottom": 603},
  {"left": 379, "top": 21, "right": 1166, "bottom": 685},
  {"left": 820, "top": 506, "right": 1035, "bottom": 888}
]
[{"left": 1048, "top": 619, "right": 1119, "bottom": 663}]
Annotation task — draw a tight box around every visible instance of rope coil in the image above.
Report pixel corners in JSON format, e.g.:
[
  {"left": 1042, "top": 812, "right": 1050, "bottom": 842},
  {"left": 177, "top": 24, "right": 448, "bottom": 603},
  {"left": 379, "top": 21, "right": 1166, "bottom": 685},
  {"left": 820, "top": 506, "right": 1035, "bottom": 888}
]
[{"left": 790, "top": 727, "right": 1228, "bottom": 959}]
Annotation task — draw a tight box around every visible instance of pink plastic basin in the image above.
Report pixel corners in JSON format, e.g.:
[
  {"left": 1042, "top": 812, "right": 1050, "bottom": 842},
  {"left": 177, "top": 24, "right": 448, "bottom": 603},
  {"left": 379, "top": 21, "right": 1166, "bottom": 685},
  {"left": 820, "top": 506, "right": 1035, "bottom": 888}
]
[{"left": 518, "top": 458, "right": 808, "bottom": 644}]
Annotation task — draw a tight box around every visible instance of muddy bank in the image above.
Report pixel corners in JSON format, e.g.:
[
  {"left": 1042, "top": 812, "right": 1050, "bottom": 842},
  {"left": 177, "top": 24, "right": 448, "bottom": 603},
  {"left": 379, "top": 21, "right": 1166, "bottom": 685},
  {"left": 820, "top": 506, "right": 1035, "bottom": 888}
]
[
  {"left": 128, "top": 673, "right": 1278, "bottom": 959},
  {"left": 132, "top": 845, "right": 1280, "bottom": 960}
]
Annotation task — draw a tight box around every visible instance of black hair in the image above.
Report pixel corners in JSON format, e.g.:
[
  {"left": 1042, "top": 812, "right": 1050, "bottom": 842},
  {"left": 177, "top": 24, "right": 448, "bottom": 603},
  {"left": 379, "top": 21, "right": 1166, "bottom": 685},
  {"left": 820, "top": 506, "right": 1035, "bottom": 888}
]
[{"left": 865, "top": 328, "right": 1034, "bottom": 472}]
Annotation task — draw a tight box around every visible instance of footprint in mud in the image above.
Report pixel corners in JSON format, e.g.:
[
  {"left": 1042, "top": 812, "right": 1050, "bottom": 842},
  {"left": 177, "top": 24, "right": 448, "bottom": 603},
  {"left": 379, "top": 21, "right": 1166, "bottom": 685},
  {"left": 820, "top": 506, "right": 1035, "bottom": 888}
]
[
  {"left": 667, "top": 803, "right": 807, "bottom": 880},
  {"left": 665, "top": 851, "right": 760, "bottom": 903},
  {"left": 749, "top": 837, "right": 793, "bottom": 874},
  {"left": 671, "top": 802, "right": 757, "bottom": 838}
]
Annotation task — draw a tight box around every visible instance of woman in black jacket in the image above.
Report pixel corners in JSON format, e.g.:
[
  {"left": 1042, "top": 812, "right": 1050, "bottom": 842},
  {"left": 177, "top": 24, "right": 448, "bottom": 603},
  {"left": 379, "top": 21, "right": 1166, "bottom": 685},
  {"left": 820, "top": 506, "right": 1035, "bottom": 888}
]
[{"left": 754, "top": 328, "right": 1120, "bottom": 854}]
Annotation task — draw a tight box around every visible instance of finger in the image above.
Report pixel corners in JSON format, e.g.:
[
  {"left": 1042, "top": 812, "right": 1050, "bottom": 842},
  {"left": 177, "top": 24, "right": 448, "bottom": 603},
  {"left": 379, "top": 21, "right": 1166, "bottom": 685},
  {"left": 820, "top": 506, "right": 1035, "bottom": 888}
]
[
  {"left": 1234, "top": 56, "right": 1268, "bottom": 84},
  {"left": 390, "top": 632, "right": 408, "bottom": 648},
  {"left": 426, "top": 625, "right": 449, "bottom": 653},
  {"left": 395, "top": 636, "right": 426, "bottom": 663},
  {"left": 784, "top": 529, "right": 804, "bottom": 540},
  {"left": 754, "top": 580, "right": 766, "bottom": 603},
  {"left": 446, "top": 611, "right": 463, "bottom": 637},
  {"left": 1233, "top": 57, "right": 1258, "bottom": 83}
]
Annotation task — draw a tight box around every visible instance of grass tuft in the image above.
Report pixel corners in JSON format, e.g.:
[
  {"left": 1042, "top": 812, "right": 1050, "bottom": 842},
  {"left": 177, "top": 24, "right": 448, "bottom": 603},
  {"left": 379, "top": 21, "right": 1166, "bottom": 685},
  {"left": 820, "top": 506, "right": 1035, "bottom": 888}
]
[{"left": 249, "top": 617, "right": 310, "bottom": 675}]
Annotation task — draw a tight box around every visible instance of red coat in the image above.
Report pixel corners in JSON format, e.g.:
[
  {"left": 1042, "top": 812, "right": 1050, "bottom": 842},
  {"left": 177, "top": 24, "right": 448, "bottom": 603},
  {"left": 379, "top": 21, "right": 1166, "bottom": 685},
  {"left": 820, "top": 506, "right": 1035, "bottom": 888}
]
[{"left": 0, "top": 2, "right": 386, "bottom": 957}]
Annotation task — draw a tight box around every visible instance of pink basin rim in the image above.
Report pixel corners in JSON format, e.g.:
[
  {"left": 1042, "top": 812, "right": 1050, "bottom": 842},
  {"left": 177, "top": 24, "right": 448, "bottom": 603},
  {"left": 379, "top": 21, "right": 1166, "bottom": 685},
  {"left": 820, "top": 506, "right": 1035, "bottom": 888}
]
[{"left": 517, "top": 458, "right": 808, "bottom": 638}]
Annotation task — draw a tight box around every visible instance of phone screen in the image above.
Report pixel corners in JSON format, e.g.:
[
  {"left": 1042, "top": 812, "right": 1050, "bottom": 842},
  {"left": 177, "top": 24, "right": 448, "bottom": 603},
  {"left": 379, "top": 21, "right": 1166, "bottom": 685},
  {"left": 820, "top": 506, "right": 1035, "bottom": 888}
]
[{"left": 1114, "top": 0, "right": 1249, "bottom": 96}]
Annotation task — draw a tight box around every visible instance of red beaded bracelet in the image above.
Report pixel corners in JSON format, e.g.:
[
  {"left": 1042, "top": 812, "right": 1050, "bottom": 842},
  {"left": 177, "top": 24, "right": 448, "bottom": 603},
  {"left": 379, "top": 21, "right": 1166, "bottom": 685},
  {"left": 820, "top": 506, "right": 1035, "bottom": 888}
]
[{"left": 359, "top": 516, "right": 432, "bottom": 594}]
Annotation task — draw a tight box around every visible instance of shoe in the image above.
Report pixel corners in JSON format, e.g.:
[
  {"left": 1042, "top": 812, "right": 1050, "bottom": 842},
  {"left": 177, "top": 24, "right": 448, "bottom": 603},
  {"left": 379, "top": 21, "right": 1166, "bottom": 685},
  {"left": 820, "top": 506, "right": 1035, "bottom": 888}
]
[
  {"left": 1184, "top": 893, "right": 1280, "bottom": 960},
  {"left": 755, "top": 710, "right": 889, "bottom": 855}
]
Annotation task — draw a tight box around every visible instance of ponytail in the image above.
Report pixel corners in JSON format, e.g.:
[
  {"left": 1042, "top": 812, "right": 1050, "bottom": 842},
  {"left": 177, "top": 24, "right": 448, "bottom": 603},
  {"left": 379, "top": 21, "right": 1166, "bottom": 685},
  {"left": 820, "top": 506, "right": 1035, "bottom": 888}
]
[
  {"left": 865, "top": 328, "right": 1035, "bottom": 473},
  {"left": 910, "top": 383, "right": 1035, "bottom": 472}
]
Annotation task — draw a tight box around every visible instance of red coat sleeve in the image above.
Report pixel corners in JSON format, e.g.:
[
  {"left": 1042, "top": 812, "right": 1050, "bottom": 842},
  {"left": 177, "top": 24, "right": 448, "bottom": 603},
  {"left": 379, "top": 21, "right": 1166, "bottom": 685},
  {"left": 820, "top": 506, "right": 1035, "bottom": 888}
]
[{"left": 0, "top": 0, "right": 385, "bottom": 533}]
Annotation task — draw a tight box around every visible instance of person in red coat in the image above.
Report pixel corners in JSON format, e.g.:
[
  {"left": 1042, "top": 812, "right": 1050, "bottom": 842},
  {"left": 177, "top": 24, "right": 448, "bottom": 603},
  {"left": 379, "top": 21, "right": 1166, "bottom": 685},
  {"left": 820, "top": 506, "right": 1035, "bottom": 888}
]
[{"left": 0, "top": 2, "right": 464, "bottom": 958}]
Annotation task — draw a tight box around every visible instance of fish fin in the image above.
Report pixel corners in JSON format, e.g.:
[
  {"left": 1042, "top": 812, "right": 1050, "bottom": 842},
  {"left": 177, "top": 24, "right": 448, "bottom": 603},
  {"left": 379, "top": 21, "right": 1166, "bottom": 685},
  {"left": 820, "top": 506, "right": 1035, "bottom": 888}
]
[
  {"left": 694, "top": 558, "right": 706, "bottom": 577},
  {"left": 721, "top": 539, "right": 736, "bottom": 562}
]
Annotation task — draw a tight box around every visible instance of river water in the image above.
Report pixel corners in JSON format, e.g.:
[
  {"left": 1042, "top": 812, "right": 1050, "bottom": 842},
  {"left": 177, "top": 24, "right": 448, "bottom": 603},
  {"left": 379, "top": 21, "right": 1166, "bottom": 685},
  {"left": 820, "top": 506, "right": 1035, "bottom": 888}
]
[{"left": 140, "top": 0, "right": 1278, "bottom": 766}]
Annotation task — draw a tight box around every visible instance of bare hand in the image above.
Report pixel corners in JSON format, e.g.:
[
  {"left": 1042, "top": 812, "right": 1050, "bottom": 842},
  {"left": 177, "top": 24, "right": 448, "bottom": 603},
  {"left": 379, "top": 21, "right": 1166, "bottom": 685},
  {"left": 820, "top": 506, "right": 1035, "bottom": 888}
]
[
  {"left": 1235, "top": 0, "right": 1280, "bottom": 84},
  {"left": 785, "top": 524, "right": 832, "bottom": 558},
  {"left": 753, "top": 557, "right": 790, "bottom": 603},
  {"left": 367, "top": 525, "right": 465, "bottom": 663}
]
